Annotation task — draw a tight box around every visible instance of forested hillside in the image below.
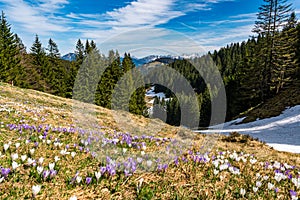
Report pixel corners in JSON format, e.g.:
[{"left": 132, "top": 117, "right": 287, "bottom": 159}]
[
  {"left": 0, "top": 11, "right": 146, "bottom": 116},
  {"left": 152, "top": 0, "right": 300, "bottom": 127}
]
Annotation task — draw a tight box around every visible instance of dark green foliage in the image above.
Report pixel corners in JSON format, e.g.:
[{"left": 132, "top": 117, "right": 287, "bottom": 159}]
[
  {"left": 75, "top": 39, "right": 84, "bottom": 65},
  {"left": 110, "top": 52, "right": 147, "bottom": 116},
  {"left": 47, "top": 38, "right": 60, "bottom": 58},
  {"left": 0, "top": 11, "right": 25, "bottom": 86}
]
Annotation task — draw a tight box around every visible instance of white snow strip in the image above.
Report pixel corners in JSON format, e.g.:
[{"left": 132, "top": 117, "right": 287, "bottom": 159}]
[
  {"left": 196, "top": 105, "right": 300, "bottom": 153},
  {"left": 267, "top": 143, "right": 300, "bottom": 154}
]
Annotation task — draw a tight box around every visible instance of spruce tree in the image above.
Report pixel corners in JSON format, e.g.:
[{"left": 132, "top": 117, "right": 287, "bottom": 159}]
[
  {"left": 272, "top": 12, "right": 298, "bottom": 93},
  {"left": 47, "top": 38, "right": 60, "bottom": 58},
  {"left": 253, "top": 0, "right": 292, "bottom": 98},
  {"left": 0, "top": 11, "right": 24, "bottom": 86},
  {"left": 30, "top": 34, "right": 49, "bottom": 91},
  {"left": 75, "top": 39, "right": 84, "bottom": 64}
]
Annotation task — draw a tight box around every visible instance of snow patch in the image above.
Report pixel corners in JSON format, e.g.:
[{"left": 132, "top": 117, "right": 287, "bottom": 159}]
[{"left": 196, "top": 105, "right": 300, "bottom": 154}]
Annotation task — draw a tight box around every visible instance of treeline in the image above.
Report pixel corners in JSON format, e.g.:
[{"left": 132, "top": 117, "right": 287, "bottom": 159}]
[
  {"left": 152, "top": 0, "right": 300, "bottom": 127},
  {"left": 0, "top": 11, "right": 146, "bottom": 116}
]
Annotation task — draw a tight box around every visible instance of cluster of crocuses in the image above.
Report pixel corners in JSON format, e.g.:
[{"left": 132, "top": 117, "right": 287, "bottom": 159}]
[
  {"left": 1, "top": 120, "right": 300, "bottom": 199},
  {"left": 208, "top": 150, "right": 300, "bottom": 199}
]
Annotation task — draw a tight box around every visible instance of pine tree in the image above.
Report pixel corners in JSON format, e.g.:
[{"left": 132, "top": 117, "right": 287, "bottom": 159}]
[
  {"left": 75, "top": 39, "right": 84, "bottom": 64},
  {"left": 30, "top": 34, "right": 45, "bottom": 65},
  {"left": 96, "top": 50, "right": 122, "bottom": 108},
  {"left": 0, "top": 11, "right": 24, "bottom": 86},
  {"left": 84, "top": 39, "right": 92, "bottom": 55},
  {"left": 14, "top": 34, "right": 26, "bottom": 54},
  {"left": 47, "top": 38, "right": 60, "bottom": 58},
  {"left": 30, "top": 34, "right": 49, "bottom": 91},
  {"left": 272, "top": 12, "right": 298, "bottom": 93},
  {"left": 253, "top": 0, "right": 292, "bottom": 98}
]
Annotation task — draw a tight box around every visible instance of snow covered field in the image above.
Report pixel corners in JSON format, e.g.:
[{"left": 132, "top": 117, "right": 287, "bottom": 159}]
[{"left": 195, "top": 105, "right": 300, "bottom": 154}]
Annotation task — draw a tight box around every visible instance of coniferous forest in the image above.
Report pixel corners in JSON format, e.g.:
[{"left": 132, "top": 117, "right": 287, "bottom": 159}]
[{"left": 0, "top": 0, "right": 300, "bottom": 128}]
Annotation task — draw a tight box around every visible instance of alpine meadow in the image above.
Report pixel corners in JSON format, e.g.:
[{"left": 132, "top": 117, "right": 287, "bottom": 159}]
[{"left": 0, "top": 0, "right": 300, "bottom": 199}]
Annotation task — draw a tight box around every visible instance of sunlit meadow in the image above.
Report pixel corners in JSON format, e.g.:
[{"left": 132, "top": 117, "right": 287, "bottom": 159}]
[{"left": 0, "top": 82, "right": 299, "bottom": 199}]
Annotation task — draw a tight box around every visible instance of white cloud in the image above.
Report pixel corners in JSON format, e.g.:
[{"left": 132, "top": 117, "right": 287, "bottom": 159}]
[
  {"left": 193, "top": 24, "right": 254, "bottom": 48},
  {"left": 1, "top": 0, "right": 70, "bottom": 35},
  {"left": 104, "top": 0, "right": 183, "bottom": 27}
]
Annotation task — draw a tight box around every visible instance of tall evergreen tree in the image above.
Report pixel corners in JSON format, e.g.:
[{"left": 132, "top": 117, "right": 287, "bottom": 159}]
[
  {"left": 84, "top": 39, "right": 92, "bottom": 55},
  {"left": 30, "top": 34, "right": 45, "bottom": 65},
  {"left": 253, "top": 0, "right": 293, "bottom": 98},
  {"left": 0, "top": 11, "right": 24, "bottom": 86},
  {"left": 30, "top": 34, "right": 50, "bottom": 91},
  {"left": 75, "top": 39, "right": 84, "bottom": 64},
  {"left": 272, "top": 12, "right": 298, "bottom": 93},
  {"left": 47, "top": 38, "right": 60, "bottom": 58}
]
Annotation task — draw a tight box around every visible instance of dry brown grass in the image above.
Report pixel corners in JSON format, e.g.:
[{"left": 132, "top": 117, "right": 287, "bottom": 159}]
[{"left": 0, "top": 82, "right": 299, "bottom": 199}]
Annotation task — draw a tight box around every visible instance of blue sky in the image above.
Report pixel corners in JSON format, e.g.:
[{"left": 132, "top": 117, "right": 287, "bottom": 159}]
[{"left": 1, "top": 0, "right": 300, "bottom": 57}]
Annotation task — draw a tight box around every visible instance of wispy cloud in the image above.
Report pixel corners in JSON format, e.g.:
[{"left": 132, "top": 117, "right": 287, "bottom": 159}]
[
  {"left": 104, "top": 0, "right": 183, "bottom": 27},
  {"left": 193, "top": 24, "right": 254, "bottom": 49},
  {"left": 0, "top": 0, "right": 70, "bottom": 35},
  {"left": 199, "top": 12, "right": 256, "bottom": 26}
]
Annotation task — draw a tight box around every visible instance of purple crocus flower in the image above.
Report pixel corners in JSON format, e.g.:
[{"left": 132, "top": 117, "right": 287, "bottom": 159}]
[
  {"left": 124, "top": 169, "right": 131, "bottom": 177},
  {"left": 70, "top": 171, "right": 80, "bottom": 185},
  {"left": 34, "top": 142, "right": 39, "bottom": 147},
  {"left": 100, "top": 166, "right": 106, "bottom": 175},
  {"left": 290, "top": 190, "right": 297, "bottom": 197},
  {"left": 174, "top": 157, "right": 179, "bottom": 166},
  {"left": 50, "top": 170, "right": 57, "bottom": 178},
  {"left": 86, "top": 177, "right": 92, "bottom": 185},
  {"left": 1, "top": 168, "right": 11, "bottom": 178},
  {"left": 106, "top": 165, "right": 116, "bottom": 176},
  {"left": 66, "top": 145, "right": 69, "bottom": 149},
  {"left": 43, "top": 170, "right": 50, "bottom": 180}
]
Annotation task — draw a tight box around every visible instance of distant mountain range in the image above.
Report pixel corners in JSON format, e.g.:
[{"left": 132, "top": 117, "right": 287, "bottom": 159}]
[
  {"left": 61, "top": 53, "right": 76, "bottom": 61},
  {"left": 61, "top": 53, "right": 201, "bottom": 65}
]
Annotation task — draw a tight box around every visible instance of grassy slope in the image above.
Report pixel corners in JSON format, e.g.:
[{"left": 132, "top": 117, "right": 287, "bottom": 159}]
[
  {"left": 239, "top": 84, "right": 300, "bottom": 123},
  {"left": 0, "top": 82, "right": 299, "bottom": 199}
]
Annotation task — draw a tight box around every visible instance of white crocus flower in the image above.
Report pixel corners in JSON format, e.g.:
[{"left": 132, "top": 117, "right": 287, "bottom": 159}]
[
  {"left": 37, "top": 166, "right": 43, "bottom": 174},
  {"left": 292, "top": 178, "right": 300, "bottom": 189},
  {"left": 27, "top": 158, "right": 34, "bottom": 165},
  {"left": 38, "top": 157, "right": 44, "bottom": 164},
  {"left": 213, "top": 169, "right": 219, "bottom": 175},
  {"left": 21, "top": 155, "right": 27, "bottom": 162},
  {"left": 240, "top": 188, "right": 246, "bottom": 196},
  {"left": 268, "top": 182, "right": 274, "bottom": 190},
  {"left": 71, "top": 152, "right": 76, "bottom": 158},
  {"left": 273, "top": 161, "right": 281, "bottom": 169},
  {"left": 11, "top": 153, "right": 18, "bottom": 161},
  {"left": 54, "top": 156, "right": 60, "bottom": 162},
  {"left": 69, "top": 196, "right": 77, "bottom": 200},
  {"left": 256, "top": 181, "right": 262, "bottom": 188},
  {"left": 76, "top": 176, "right": 82, "bottom": 184},
  {"left": 3, "top": 143, "right": 9, "bottom": 151},
  {"left": 12, "top": 161, "right": 20, "bottom": 170},
  {"left": 15, "top": 143, "right": 20, "bottom": 149},
  {"left": 32, "top": 185, "right": 41, "bottom": 196},
  {"left": 95, "top": 171, "right": 101, "bottom": 181},
  {"left": 253, "top": 187, "right": 258, "bottom": 193},
  {"left": 49, "top": 163, "right": 55, "bottom": 170},
  {"left": 30, "top": 148, "right": 35, "bottom": 155},
  {"left": 146, "top": 160, "right": 152, "bottom": 168}
]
